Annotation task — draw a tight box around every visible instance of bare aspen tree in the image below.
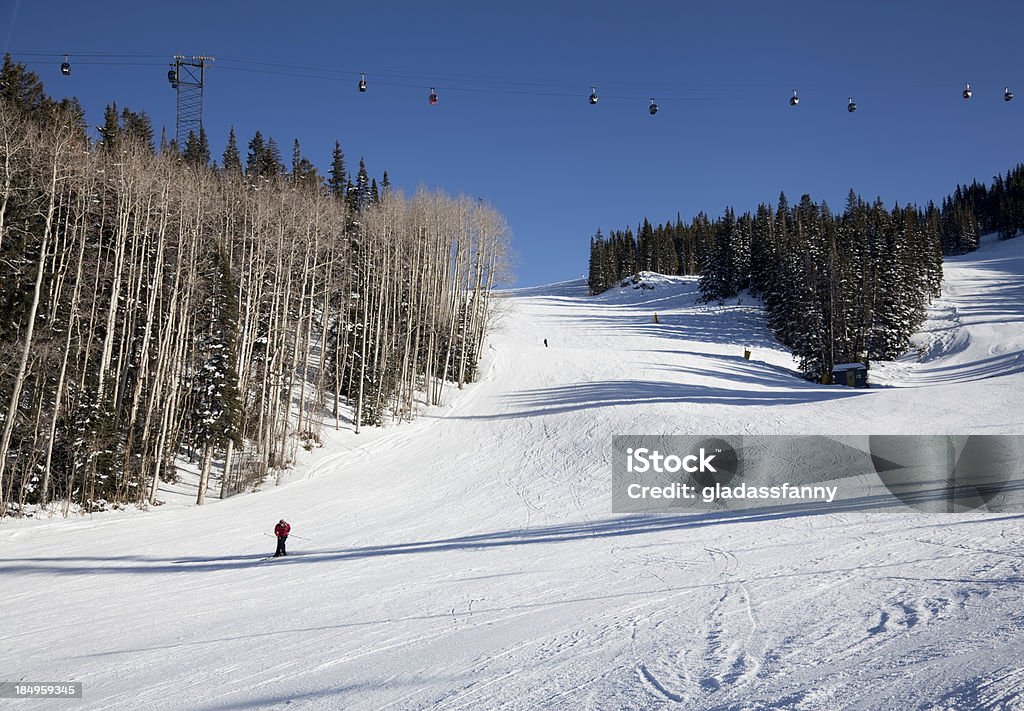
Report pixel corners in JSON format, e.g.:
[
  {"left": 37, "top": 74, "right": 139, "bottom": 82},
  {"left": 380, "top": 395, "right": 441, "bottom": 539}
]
[
  {"left": 0, "top": 102, "right": 29, "bottom": 256},
  {"left": 0, "top": 84, "right": 511, "bottom": 516},
  {"left": 0, "top": 118, "right": 76, "bottom": 513}
]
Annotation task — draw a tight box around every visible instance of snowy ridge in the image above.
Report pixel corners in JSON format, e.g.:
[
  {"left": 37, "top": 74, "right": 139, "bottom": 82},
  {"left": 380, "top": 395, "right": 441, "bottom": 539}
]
[{"left": 1, "top": 238, "right": 1023, "bottom": 709}]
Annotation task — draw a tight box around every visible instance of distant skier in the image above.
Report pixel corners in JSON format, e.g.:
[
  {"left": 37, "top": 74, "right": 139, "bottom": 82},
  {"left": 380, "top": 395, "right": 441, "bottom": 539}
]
[
  {"left": 544, "top": 338, "right": 548, "bottom": 347},
  {"left": 273, "top": 519, "right": 291, "bottom": 557}
]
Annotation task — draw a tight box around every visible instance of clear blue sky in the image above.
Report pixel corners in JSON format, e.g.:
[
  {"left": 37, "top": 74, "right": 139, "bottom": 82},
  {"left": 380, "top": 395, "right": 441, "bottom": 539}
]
[{"left": 3, "top": 1, "right": 1023, "bottom": 286}]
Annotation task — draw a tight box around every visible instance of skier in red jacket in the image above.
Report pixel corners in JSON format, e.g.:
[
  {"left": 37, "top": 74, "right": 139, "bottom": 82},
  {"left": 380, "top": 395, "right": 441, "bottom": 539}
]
[{"left": 273, "top": 519, "right": 291, "bottom": 557}]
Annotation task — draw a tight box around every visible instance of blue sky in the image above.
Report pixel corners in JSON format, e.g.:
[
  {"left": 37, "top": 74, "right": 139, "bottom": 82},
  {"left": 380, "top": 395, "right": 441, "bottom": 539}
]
[{"left": 3, "top": 1, "right": 1023, "bottom": 286}]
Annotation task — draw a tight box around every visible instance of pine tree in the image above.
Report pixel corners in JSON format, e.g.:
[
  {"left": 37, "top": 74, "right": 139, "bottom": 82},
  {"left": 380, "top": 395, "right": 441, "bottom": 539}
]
[
  {"left": 731, "top": 212, "right": 752, "bottom": 293},
  {"left": 183, "top": 127, "right": 211, "bottom": 168},
  {"left": 673, "top": 214, "right": 698, "bottom": 274},
  {"left": 328, "top": 140, "right": 347, "bottom": 200},
  {"left": 264, "top": 138, "right": 283, "bottom": 178},
  {"left": 120, "top": 108, "right": 154, "bottom": 153},
  {"left": 0, "top": 54, "right": 54, "bottom": 118},
  {"left": 290, "top": 138, "right": 320, "bottom": 191},
  {"left": 353, "top": 158, "right": 370, "bottom": 211},
  {"left": 55, "top": 97, "right": 88, "bottom": 138},
  {"left": 698, "top": 208, "right": 739, "bottom": 301},
  {"left": 616, "top": 228, "right": 637, "bottom": 280},
  {"left": 222, "top": 127, "right": 242, "bottom": 174},
  {"left": 748, "top": 203, "right": 776, "bottom": 297},
  {"left": 190, "top": 243, "right": 243, "bottom": 504},
  {"left": 246, "top": 131, "right": 266, "bottom": 177},
  {"left": 99, "top": 102, "right": 120, "bottom": 153},
  {"left": 637, "top": 218, "right": 654, "bottom": 271},
  {"left": 244, "top": 132, "right": 283, "bottom": 179},
  {"left": 652, "top": 223, "right": 678, "bottom": 275},
  {"left": 588, "top": 229, "right": 610, "bottom": 294},
  {"left": 198, "top": 127, "right": 211, "bottom": 166},
  {"left": 345, "top": 178, "right": 355, "bottom": 210}
]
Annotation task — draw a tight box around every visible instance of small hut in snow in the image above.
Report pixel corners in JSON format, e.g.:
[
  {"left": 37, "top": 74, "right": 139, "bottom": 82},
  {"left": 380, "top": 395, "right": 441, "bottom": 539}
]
[{"left": 832, "top": 362, "right": 869, "bottom": 388}]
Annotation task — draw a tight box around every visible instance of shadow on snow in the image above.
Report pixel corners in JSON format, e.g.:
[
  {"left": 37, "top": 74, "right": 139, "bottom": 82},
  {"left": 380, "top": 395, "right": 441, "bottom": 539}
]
[{"left": 4, "top": 484, "right": 1022, "bottom": 578}]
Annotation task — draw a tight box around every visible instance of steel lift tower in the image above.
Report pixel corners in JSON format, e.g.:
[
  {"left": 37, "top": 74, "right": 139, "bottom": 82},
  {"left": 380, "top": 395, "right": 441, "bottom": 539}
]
[{"left": 167, "top": 55, "right": 213, "bottom": 146}]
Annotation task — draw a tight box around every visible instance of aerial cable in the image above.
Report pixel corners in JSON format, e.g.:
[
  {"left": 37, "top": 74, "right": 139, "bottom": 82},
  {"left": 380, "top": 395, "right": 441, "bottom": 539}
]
[{"left": 7, "top": 49, "right": 1021, "bottom": 112}]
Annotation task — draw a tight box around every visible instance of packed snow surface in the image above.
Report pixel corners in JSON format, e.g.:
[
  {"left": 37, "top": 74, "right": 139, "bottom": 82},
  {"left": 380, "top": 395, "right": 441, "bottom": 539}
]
[{"left": 2, "top": 237, "right": 1023, "bottom": 710}]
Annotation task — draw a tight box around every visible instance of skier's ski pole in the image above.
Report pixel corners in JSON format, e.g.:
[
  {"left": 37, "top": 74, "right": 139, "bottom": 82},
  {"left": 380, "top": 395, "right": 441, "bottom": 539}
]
[{"left": 264, "top": 531, "right": 311, "bottom": 541}]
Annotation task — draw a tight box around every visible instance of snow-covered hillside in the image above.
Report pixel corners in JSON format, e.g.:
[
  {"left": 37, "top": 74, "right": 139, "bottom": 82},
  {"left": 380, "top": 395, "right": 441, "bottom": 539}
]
[{"left": 1, "top": 237, "right": 1023, "bottom": 710}]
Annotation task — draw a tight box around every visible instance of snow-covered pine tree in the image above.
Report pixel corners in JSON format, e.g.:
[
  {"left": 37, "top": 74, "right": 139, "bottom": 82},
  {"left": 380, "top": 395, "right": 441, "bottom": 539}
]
[
  {"left": 353, "top": 158, "right": 371, "bottom": 212},
  {"left": 587, "top": 229, "right": 610, "bottom": 294},
  {"left": 731, "top": 212, "right": 752, "bottom": 294},
  {"left": 189, "top": 243, "right": 242, "bottom": 505},
  {"left": 698, "top": 207, "right": 738, "bottom": 301}
]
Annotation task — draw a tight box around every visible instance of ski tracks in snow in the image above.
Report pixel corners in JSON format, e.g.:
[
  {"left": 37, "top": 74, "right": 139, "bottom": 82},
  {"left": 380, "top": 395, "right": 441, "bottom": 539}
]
[
  {"left": 631, "top": 580, "right": 762, "bottom": 707},
  {"left": 616, "top": 545, "right": 764, "bottom": 707}
]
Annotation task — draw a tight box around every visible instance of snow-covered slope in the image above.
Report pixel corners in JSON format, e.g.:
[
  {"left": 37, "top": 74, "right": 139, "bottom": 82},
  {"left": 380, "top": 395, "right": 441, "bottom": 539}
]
[
  {"left": 2, "top": 237, "right": 1023, "bottom": 710},
  {"left": 873, "top": 236, "right": 1024, "bottom": 388}
]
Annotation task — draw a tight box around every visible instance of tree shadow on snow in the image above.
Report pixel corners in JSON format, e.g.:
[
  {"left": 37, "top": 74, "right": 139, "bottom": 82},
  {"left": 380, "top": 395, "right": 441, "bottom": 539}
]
[
  {"left": 4, "top": 481, "right": 1021, "bottom": 578},
  {"left": 445, "top": 375, "right": 862, "bottom": 420}
]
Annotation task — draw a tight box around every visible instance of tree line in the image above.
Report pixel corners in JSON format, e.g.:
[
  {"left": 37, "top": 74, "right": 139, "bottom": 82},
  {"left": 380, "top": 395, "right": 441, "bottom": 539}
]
[
  {"left": 584, "top": 168, "right": 1024, "bottom": 381},
  {"left": 950, "top": 164, "right": 1024, "bottom": 243},
  {"left": 0, "top": 56, "right": 509, "bottom": 516}
]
